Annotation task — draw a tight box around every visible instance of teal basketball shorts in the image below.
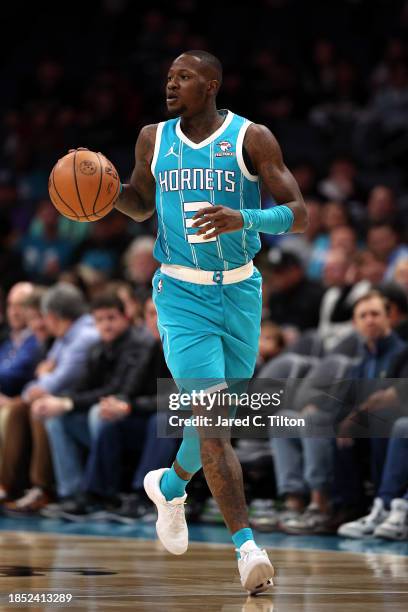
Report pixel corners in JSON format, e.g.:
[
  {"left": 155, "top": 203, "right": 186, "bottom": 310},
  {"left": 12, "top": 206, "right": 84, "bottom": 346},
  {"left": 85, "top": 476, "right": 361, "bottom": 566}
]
[{"left": 152, "top": 265, "right": 262, "bottom": 393}]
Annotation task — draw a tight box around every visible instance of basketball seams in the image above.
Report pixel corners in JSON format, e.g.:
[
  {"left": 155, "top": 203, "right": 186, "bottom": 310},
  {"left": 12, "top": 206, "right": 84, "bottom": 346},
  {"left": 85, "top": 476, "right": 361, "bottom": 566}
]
[
  {"left": 73, "top": 151, "right": 88, "bottom": 218},
  {"left": 59, "top": 213, "right": 102, "bottom": 221},
  {"left": 50, "top": 166, "right": 80, "bottom": 220},
  {"left": 103, "top": 169, "right": 121, "bottom": 210},
  {"left": 56, "top": 209, "right": 106, "bottom": 221},
  {"left": 98, "top": 153, "right": 121, "bottom": 210},
  {"left": 93, "top": 153, "right": 104, "bottom": 216},
  {"left": 58, "top": 196, "right": 116, "bottom": 221}
]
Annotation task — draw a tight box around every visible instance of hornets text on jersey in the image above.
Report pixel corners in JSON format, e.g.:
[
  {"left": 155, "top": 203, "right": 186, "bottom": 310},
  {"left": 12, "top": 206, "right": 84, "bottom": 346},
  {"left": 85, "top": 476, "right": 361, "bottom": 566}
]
[{"left": 151, "top": 109, "right": 262, "bottom": 271}]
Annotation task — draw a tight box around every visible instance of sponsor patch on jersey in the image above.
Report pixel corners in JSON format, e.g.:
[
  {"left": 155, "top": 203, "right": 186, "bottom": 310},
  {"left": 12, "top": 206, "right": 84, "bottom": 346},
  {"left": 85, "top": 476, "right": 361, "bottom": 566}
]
[{"left": 215, "top": 140, "right": 234, "bottom": 157}]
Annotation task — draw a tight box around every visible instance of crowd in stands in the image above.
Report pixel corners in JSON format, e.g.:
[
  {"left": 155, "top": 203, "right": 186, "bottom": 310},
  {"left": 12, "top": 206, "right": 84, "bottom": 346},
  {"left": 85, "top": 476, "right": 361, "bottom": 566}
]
[
  {"left": 1, "top": 0, "right": 408, "bottom": 540},
  {"left": 0, "top": 235, "right": 407, "bottom": 540}
]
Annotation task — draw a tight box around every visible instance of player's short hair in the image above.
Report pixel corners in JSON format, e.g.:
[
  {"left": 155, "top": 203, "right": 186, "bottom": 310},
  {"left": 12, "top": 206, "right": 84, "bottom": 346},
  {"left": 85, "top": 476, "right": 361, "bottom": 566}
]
[
  {"left": 184, "top": 50, "right": 223, "bottom": 83},
  {"left": 91, "top": 291, "right": 126, "bottom": 314},
  {"left": 41, "top": 283, "right": 87, "bottom": 321}
]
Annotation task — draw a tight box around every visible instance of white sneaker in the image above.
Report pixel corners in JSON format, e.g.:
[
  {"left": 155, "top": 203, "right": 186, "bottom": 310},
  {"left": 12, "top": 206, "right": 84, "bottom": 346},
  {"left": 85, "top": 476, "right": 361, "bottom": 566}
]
[
  {"left": 143, "top": 468, "right": 188, "bottom": 555},
  {"left": 237, "top": 541, "right": 274, "bottom": 595},
  {"left": 337, "top": 498, "right": 389, "bottom": 538},
  {"left": 374, "top": 498, "right": 408, "bottom": 541}
]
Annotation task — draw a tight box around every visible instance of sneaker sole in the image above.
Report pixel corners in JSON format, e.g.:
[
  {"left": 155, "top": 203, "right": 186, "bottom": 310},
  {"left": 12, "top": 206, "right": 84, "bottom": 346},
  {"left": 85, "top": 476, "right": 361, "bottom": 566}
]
[
  {"left": 337, "top": 528, "right": 375, "bottom": 539},
  {"left": 242, "top": 560, "right": 274, "bottom": 595},
  {"left": 374, "top": 529, "right": 408, "bottom": 541}
]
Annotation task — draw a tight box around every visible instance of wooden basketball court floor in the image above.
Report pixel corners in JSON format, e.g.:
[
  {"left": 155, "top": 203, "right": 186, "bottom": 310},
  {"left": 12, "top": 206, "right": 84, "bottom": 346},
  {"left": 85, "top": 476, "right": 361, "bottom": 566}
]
[{"left": 0, "top": 519, "right": 407, "bottom": 611}]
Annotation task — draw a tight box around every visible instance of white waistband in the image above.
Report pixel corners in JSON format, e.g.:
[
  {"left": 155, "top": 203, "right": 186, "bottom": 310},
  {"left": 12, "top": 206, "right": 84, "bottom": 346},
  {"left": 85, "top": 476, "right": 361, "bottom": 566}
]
[{"left": 160, "top": 261, "right": 253, "bottom": 285}]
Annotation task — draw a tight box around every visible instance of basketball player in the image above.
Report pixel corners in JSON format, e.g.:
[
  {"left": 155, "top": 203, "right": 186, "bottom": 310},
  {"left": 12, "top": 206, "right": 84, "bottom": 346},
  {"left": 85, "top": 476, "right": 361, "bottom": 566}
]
[{"left": 113, "top": 50, "right": 308, "bottom": 594}]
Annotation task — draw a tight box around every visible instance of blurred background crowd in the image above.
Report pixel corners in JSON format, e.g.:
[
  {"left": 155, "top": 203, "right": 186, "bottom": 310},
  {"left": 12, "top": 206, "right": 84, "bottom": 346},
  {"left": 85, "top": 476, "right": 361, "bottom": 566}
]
[{"left": 0, "top": 0, "right": 408, "bottom": 541}]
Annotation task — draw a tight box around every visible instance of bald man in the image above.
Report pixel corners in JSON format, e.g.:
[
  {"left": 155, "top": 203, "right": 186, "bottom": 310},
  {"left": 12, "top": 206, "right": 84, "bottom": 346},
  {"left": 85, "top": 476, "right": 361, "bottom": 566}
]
[
  {"left": 0, "top": 283, "right": 40, "bottom": 398},
  {"left": 0, "top": 283, "right": 41, "bottom": 487}
]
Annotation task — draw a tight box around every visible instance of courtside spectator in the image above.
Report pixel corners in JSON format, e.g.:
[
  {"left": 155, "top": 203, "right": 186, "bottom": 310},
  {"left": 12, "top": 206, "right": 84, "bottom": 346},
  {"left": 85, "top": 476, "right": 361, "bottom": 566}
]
[
  {"left": 0, "top": 283, "right": 39, "bottom": 399},
  {"left": 267, "top": 249, "right": 324, "bottom": 332},
  {"left": 0, "top": 286, "right": 53, "bottom": 503},
  {"left": 271, "top": 290, "right": 405, "bottom": 535},
  {"left": 318, "top": 248, "right": 370, "bottom": 350},
  {"left": 122, "top": 236, "right": 158, "bottom": 290},
  {"left": 393, "top": 258, "right": 408, "bottom": 292},
  {"left": 31, "top": 291, "right": 155, "bottom": 515},
  {"left": 256, "top": 320, "right": 286, "bottom": 371},
  {"left": 366, "top": 222, "right": 408, "bottom": 280},
  {"left": 1, "top": 283, "right": 99, "bottom": 514}
]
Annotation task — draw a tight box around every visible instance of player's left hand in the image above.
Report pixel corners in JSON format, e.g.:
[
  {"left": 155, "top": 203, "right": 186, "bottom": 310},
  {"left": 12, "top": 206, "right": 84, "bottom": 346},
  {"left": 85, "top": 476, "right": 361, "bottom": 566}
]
[{"left": 192, "top": 205, "right": 243, "bottom": 240}]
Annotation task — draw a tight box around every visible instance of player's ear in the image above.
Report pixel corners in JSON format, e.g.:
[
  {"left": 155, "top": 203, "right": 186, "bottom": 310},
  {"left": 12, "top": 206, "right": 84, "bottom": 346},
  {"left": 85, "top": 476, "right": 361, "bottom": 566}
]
[{"left": 208, "top": 79, "right": 220, "bottom": 96}]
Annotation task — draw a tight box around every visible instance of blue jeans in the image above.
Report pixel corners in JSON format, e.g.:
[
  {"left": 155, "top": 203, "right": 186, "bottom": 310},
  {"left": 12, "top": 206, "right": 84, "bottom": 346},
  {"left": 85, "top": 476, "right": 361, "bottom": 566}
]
[
  {"left": 83, "top": 411, "right": 178, "bottom": 497},
  {"left": 270, "top": 411, "right": 335, "bottom": 495},
  {"left": 45, "top": 405, "right": 101, "bottom": 498},
  {"left": 378, "top": 417, "right": 408, "bottom": 507},
  {"left": 46, "top": 406, "right": 178, "bottom": 499}
]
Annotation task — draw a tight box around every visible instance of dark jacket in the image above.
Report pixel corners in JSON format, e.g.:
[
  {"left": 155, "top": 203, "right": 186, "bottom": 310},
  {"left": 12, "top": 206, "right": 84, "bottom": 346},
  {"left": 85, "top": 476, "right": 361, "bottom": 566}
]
[
  {"left": 314, "top": 331, "right": 406, "bottom": 423},
  {"left": 268, "top": 278, "right": 324, "bottom": 330},
  {"left": 389, "top": 347, "right": 408, "bottom": 405},
  {"left": 128, "top": 339, "right": 174, "bottom": 414},
  {"left": 65, "top": 325, "right": 155, "bottom": 411},
  {"left": 352, "top": 332, "right": 406, "bottom": 381}
]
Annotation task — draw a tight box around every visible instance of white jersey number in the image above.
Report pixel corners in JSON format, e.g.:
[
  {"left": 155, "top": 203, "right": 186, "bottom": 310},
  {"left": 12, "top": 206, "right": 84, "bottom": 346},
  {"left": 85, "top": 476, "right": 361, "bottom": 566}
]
[{"left": 183, "top": 202, "right": 217, "bottom": 243}]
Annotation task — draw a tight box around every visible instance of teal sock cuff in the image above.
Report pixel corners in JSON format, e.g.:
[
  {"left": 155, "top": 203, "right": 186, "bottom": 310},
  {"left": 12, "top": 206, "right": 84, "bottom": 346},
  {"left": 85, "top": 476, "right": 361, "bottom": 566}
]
[
  {"left": 232, "top": 527, "right": 255, "bottom": 549},
  {"left": 160, "top": 466, "right": 189, "bottom": 501}
]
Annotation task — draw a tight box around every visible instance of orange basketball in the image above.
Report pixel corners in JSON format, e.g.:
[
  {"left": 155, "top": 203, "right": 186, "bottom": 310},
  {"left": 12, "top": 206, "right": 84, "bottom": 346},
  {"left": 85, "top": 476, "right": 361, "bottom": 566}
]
[{"left": 48, "top": 150, "right": 121, "bottom": 222}]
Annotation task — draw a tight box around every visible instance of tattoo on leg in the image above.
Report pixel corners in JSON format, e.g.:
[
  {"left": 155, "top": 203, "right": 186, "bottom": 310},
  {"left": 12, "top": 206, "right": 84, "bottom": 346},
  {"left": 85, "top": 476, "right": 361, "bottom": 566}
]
[{"left": 200, "top": 438, "right": 249, "bottom": 534}]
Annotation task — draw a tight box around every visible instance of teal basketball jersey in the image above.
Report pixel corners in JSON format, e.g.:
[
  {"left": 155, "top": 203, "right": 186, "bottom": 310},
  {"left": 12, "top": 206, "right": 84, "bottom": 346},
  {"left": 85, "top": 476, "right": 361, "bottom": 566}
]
[{"left": 151, "top": 109, "right": 262, "bottom": 271}]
